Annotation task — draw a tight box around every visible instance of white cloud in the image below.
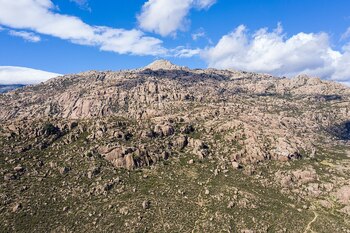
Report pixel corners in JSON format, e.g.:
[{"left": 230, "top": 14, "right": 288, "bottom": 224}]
[
  {"left": 172, "top": 46, "right": 201, "bottom": 57},
  {"left": 0, "top": 66, "right": 61, "bottom": 85},
  {"left": 193, "top": 0, "right": 216, "bottom": 9},
  {"left": 192, "top": 29, "right": 206, "bottom": 41},
  {"left": 341, "top": 27, "right": 350, "bottom": 40},
  {"left": 137, "top": 0, "right": 216, "bottom": 37},
  {"left": 70, "top": 0, "right": 88, "bottom": 7},
  {"left": 201, "top": 24, "right": 350, "bottom": 83},
  {"left": 70, "top": 0, "right": 91, "bottom": 11},
  {"left": 0, "top": 0, "right": 166, "bottom": 56},
  {"left": 9, "top": 30, "right": 41, "bottom": 42}
]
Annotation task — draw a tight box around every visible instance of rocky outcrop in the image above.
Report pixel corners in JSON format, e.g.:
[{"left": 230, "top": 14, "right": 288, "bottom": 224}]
[
  {"left": 104, "top": 147, "right": 137, "bottom": 170},
  {"left": 335, "top": 185, "right": 350, "bottom": 205}
]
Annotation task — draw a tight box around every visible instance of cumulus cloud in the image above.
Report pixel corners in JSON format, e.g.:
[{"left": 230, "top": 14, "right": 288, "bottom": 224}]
[
  {"left": 201, "top": 24, "right": 350, "bottom": 83},
  {"left": 0, "top": 0, "right": 166, "bottom": 55},
  {"left": 137, "top": 0, "right": 216, "bottom": 37},
  {"left": 9, "top": 30, "right": 41, "bottom": 42},
  {"left": 0, "top": 66, "right": 61, "bottom": 85}
]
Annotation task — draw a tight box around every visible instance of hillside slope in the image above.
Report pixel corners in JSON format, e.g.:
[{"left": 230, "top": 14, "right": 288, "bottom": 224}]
[{"left": 0, "top": 61, "right": 350, "bottom": 232}]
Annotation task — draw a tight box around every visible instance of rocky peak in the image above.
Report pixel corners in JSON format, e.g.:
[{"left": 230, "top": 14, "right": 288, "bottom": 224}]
[{"left": 144, "top": 59, "right": 185, "bottom": 70}]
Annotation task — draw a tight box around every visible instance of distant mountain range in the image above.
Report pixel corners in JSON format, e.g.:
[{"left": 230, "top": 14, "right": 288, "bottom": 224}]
[{"left": 0, "top": 84, "right": 25, "bottom": 93}]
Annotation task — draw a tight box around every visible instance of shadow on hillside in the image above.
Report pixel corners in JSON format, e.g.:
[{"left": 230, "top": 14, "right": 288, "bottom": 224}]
[
  {"left": 138, "top": 68, "right": 231, "bottom": 82},
  {"left": 328, "top": 120, "right": 350, "bottom": 140}
]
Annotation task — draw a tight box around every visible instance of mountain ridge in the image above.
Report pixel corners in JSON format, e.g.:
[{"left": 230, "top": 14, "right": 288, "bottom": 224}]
[{"left": 0, "top": 84, "right": 26, "bottom": 93}]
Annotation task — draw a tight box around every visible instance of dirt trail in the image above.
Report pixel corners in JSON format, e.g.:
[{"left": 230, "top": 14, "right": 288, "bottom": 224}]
[{"left": 304, "top": 211, "right": 318, "bottom": 233}]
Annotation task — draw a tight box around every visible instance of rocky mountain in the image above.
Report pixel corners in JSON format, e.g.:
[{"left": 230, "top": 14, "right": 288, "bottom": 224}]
[{"left": 0, "top": 60, "right": 350, "bottom": 232}]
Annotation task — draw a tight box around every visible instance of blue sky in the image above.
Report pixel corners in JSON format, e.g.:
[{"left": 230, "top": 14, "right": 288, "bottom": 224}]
[{"left": 1, "top": 0, "right": 350, "bottom": 84}]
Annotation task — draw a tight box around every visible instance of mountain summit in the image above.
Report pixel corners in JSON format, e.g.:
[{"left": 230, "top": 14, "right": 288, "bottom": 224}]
[{"left": 144, "top": 59, "right": 186, "bottom": 70}]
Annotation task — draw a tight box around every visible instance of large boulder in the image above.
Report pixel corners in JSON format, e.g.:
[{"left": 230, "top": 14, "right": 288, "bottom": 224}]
[
  {"left": 154, "top": 124, "right": 175, "bottom": 137},
  {"left": 104, "top": 147, "right": 137, "bottom": 170}
]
